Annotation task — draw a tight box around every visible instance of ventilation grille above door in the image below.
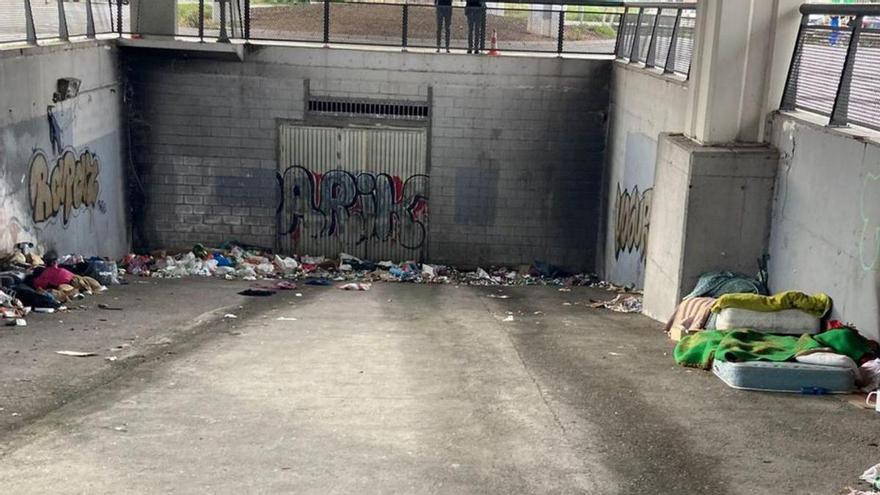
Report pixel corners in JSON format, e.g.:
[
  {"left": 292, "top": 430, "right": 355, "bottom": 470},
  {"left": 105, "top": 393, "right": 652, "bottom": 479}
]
[{"left": 307, "top": 96, "right": 429, "bottom": 121}]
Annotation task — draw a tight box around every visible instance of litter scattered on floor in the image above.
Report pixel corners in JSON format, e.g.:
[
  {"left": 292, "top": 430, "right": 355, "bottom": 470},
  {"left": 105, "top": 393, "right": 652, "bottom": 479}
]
[
  {"left": 238, "top": 288, "right": 276, "bottom": 297},
  {"left": 276, "top": 317, "right": 298, "bottom": 321},
  {"left": 590, "top": 294, "right": 643, "bottom": 313},
  {"left": 55, "top": 350, "right": 97, "bottom": 357},
  {"left": 338, "top": 283, "right": 371, "bottom": 291},
  {"left": 223, "top": 314, "right": 238, "bottom": 319},
  {"left": 97, "top": 303, "right": 123, "bottom": 311},
  {"left": 502, "top": 315, "right": 515, "bottom": 322}
]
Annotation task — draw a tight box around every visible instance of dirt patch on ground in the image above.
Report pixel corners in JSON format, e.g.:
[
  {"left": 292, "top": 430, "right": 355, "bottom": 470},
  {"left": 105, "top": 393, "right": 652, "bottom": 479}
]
[{"left": 249, "top": 4, "right": 606, "bottom": 43}]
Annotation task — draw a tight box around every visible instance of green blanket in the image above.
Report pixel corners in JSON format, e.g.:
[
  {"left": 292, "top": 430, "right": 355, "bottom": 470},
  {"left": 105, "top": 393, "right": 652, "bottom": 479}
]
[
  {"left": 673, "top": 328, "right": 871, "bottom": 370},
  {"left": 710, "top": 291, "right": 832, "bottom": 318}
]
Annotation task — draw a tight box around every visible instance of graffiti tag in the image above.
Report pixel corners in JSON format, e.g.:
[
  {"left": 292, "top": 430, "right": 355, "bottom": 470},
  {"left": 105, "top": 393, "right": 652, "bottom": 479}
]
[
  {"left": 28, "top": 147, "right": 101, "bottom": 225},
  {"left": 277, "top": 166, "right": 429, "bottom": 250},
  {"left": 614, "top": 184, "right": 653, "bottom": 261}
]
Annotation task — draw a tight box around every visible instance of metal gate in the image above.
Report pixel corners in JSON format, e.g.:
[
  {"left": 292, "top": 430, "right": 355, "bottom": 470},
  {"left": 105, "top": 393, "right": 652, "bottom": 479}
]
[{"left": 277, "top": 124, "right": 429, "bottom": 262}]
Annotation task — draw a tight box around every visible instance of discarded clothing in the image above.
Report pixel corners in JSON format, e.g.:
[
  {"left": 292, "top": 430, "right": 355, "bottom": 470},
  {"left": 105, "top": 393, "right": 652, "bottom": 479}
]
[
  {"left": 711, "top": 291, "right": 832, "bottom": 319},
  {"left": 685, "top": 265, "right": 769, "bottom": 300},
  {"left": 674, "top": 328, "right": 871, "bottom": 370},
  {"left": 665, "top": 297, "right": 715, "bottom": 334},
  {"left": 32, "top": 265, "right": 75, "bottom": 290}
]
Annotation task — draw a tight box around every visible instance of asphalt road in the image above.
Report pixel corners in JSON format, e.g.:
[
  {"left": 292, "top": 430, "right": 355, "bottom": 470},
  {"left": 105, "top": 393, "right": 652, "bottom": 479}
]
[{"left": 0, "top": 281, "right": 877, "bottom": 494}]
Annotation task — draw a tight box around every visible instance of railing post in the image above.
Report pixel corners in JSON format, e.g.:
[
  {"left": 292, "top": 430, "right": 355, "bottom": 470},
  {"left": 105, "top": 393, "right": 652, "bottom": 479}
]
[
  {"left": 556, "top": 9, "right": 565, "bottom": 55},
  {"left": 780, "top": 14, "right": 809, "bottom": 111},
  {"left": 86, "top": 0, "right": 96, "bottom": 38},
  {"left": 23, "top": 0, "right": 36, "bottom": 44},
  {"left": 402, "top": 4, "right": 408, "bottom": 52},
  {"left": 323, "top": 0, "right": 330, "bottom": 46},
  {"left": 218, "top": 0, "right": 230, "bottom": 42},
  {"left": 57, "top": 0, "right": 69, "bottom": 40},
  {"left": 116, "top": 0, "right": 123, "bottom": 35},
  {"left": 198, "top": 0, "right": 205, "bottom": 41},
  {"left": 244, "top": 0, "right": 250, "bottom": 40},
  {"left": 629, "top": 7, "right": 643, "bottom": 62},
  {"left": 614, "top": 7, "right": 627, "bottom": 58},
  {"left": 643, "top": 8, "right": 662, "bottom": 68},
  {"left": 663, "top": 8, "right": 682, "bottom": 73},
  {"left": 829, "top": 15, "right": 863, "bottom": 127}
]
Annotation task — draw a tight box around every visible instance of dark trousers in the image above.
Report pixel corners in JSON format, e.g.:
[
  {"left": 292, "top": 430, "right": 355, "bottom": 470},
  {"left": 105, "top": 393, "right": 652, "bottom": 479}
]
[
  {"left": 436, "top": 6, "right": 452, "bottom": 50},
  {"left": 466, "top": 7, "right": 485, "bottom": 52}
]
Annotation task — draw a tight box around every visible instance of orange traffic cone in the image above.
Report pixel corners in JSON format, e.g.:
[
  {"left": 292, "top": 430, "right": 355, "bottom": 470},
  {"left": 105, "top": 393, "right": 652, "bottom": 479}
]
[{"left": 488, "top": 29, "right": 499, "bottom": 56}]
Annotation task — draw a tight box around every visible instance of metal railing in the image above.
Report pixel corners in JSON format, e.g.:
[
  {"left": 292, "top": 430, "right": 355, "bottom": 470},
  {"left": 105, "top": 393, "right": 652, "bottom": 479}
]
[
  {"left": 0, "top": 0, "right": 695, "bottom": 67},
  {"left": 614, "top": 2, "right": 696, "bottom": 77},
  {"left": 781, "top": 4, "right": 880, "bottom": 131}
]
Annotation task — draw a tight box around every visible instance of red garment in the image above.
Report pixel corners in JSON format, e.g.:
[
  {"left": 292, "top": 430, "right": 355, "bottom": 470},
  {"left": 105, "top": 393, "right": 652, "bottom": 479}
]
[{"left": 32, "top": 266, "right": 75, "bottom": 290}]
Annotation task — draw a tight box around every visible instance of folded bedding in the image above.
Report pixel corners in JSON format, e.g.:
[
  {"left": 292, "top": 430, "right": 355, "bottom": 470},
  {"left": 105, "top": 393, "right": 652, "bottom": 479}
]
[
  {"left": 711, "top": 291, "right": 831, "bottom": 319},
  {"left": 714, "top": 308, "right": 820, "bottom": 334}
]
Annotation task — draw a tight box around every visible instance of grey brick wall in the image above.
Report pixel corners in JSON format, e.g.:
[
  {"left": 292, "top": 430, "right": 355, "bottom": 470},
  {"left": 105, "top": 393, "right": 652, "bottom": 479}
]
[{"left": 125, "top": 46, "right": 610, "bottom": 271}]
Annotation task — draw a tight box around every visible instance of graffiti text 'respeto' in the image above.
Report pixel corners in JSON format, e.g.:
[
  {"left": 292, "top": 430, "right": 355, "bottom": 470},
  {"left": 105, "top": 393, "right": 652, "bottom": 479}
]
[
  {"left": 29, "top": 148, "right": 101, "bottom": 225},
  {"left": 277, "top": 166, "right": 429, "bottom": 250}
]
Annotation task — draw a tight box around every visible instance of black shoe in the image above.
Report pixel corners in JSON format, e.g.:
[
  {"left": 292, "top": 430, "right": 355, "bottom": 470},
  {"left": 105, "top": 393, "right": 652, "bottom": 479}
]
[
  {"left": 446, "top": 48, "right": 451, "bottom": 53},
  {"left": 436, "top": 48, "right": 441, "bottom": 53},
  {"left": 467, "top": 49, "right": 472, "bottom": 54}
]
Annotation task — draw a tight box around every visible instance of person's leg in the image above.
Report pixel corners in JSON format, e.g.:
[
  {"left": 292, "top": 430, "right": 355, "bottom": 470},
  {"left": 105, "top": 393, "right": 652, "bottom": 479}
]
[
  {"left": 436, "top": 9, "right": 442, "bottom": 51},
  {"left": 443, "top": 7, "right": 451, "bottom": 51},
  {"left": 478, "top": 8, "right": 486, "bottom": 52},
  {"left": 467, "top": 9, "right": 475, "bottom": 53}
]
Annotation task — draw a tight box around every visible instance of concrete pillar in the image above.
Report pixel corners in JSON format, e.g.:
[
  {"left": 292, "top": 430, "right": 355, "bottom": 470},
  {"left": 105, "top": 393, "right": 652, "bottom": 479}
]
[
  {"left": 642, "top": 135, "right": 778, "bottom": 321},
  {"left": 685, "top": 0, "right": 800, "bottom": 145},
  {"left": 130, "top": 0, "right": 177, "bottom": 36}
]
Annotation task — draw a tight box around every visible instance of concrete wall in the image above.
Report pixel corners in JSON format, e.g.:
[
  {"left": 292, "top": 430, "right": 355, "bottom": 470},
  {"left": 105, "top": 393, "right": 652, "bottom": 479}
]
[
  {"left": 600, "top": 62, "right": 689, "bottom": 287},
  {"left": 768, "top": 114, "right": 880, "bottom": 339},
  {"left": 125, "top": 45, "right": 610, "bottom": 270},
  {"left": 0, "top": 41, "right": 129, "bottom": 257}
]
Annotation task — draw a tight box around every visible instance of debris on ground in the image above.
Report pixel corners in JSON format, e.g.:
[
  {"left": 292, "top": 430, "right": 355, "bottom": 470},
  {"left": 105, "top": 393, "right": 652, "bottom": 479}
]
[
  {"left": 338, "top": 283, "right": 371, "bottom": 291},
  {"left": 223, "top": 314, "right": 238, "bottom": 319},
  {"left": 55, "top": 350, "right": 97, "bottom": 357},
  {"left": 590, "top": 294, "right": 643, "bottom": 313}
]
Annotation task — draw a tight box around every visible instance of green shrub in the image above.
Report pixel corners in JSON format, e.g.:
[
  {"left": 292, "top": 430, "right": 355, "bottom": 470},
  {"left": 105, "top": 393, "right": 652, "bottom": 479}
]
[{"left": 178, "top": 3, "right": 214, "bottom": 28}]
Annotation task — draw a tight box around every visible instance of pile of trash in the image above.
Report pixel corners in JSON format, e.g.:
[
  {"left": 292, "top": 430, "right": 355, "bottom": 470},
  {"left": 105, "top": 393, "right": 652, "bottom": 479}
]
[
  {"left": 118, "top": 243, "right": 606, "bottom": 289},
  {"left": 0, "top": 242, "right": 120, "bottom": 327}
]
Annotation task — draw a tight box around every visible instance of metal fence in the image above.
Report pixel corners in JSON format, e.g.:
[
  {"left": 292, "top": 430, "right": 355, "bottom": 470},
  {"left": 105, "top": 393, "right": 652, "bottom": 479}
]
[
  {"left": 781, "top": 4, "right": 880, "bottom": 131},
  {"left": 0, "top": 0, "right": 695, "bottom": 66},
  {"left": 615, "top": 2, "right": 695, "bottom": 77}
]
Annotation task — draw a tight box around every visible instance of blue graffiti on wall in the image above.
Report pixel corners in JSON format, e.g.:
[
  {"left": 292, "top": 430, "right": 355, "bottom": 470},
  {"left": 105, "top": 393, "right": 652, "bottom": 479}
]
[{"left": 276, "top": 166, "right": 429, "bottom": 250}]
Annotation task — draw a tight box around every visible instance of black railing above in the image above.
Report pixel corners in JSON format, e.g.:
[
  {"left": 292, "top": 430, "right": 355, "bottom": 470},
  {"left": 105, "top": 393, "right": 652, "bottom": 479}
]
[
  {"left": 614, "top": 2, "right": 696, "bottom": 77},
  {"left": 781, "top": 3, "right": 880, "bottom": 131},
  {"left": 0, "top": 0, "right": 695, "bottom": 69}
]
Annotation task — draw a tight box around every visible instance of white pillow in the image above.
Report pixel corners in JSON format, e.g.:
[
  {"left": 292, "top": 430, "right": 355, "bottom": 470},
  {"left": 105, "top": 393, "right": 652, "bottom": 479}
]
[
  {"left": 714, "top": 308, "right": 820, "bottom": 334},
  {"left": 796, "top": 352, "right": 859, "bottom": 377}
]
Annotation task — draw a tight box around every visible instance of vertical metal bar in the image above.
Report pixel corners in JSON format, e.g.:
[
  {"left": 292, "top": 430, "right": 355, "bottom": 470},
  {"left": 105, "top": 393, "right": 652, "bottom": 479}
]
[
  {"left": 629, "top": 7, "right": 643, "bottom": 61},
  {"left": 116, "top": 0, "right": 123, "bottom": 35},
  {"left": 556, "top": 9, "right": 565, "bottom": 55},
  {"left": 780, "top": 14, "right": 810, "bottom": 111},
  {"left": 614, "top": 7, "right": 627, "bottom": 58},
  {"left": 402, "top": 4, "right": 408, "bottom": 51},
  {"left": 829, "top": 15, "right": 863, "bottom": 126},
  {"left": 24, "top": 0, "right": 36, "bottom": 44},
  {"left": 644, "top": 8, "right": 662, "bottom": 68},
  {"left": 323, "top": 0, "right": 330, "bottom": 46},
  {"left": 219, "top": 0, "right": 230, "bottom": 42},
  {"left": 57, "top": 0, "right": 69, "bottom": 40},
  {"left": 198, "top": 0, "right": 205, "bottom": 41},
  {"left": 244, "top": 0, "right": 250, "bottom": 40},
  {"left": 663, "top": 8, "right": 682, "bottom": 73},
  {"left": 86, "top": 0, "right": 96, "bottom": 38}
]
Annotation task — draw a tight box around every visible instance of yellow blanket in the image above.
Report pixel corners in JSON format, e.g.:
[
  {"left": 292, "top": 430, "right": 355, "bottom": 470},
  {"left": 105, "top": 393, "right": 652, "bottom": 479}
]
[{"left": 710, "top": 291, "right": 832, "bottom": 319}]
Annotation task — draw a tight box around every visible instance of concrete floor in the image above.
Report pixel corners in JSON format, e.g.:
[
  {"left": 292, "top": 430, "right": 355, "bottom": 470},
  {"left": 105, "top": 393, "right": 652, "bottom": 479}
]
[{"left": 0, "top": 282, "right": 877, "bottom": 494}]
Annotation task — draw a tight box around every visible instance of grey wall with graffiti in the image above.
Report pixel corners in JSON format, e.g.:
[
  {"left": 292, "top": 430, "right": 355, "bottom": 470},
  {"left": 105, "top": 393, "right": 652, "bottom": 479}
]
[
  {"left": 769, "top": 115, "right": 880, "bottom": 339},
  {"left": 126, "top": 45, "right": 609, "bottom": 271},
  {"left": 0, "top": 42, "right": 128, "bottom": 257},
  {"left": 600, "top": 63, "right": 689, "bottom": 288}
]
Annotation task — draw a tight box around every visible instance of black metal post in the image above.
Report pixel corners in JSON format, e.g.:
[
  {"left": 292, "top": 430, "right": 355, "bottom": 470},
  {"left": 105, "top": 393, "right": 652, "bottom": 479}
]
[
  {"left": 57, "top": 0, "right": 69, "bottom": 40},
  {"left": 780, "top": 14, "right": 809, "bottom": 111},
  {"left": 24, "top": 0, "right": 36, "bottom": 44},
  {"left": 116, "top": 0, "right": 123, "bottom": 35},
  {"left": 244, "top": 0, "right": 251, "bottom": 40},
  {"left": 663, "top": 8, "right": 682, "bottom": 73},
  {"left": 219, "top": 0, "right": 230, "bottom": 42},
  {"left": 402, "top": 4, "right": 408, "bottom": 51},
  {"left": 86, "top": 0, "right": 96, "bottom": 38},
  {"left": 829, "top": 15, "right": 863, "bottom": 126},
  {"left": 556, "top": 9, "right": 565, "bottom": 55},
  {"left": 629, "top": 7, "right": 643, "bottom": 62},
  {"left": 323, "top": 0, "right": 330, "bottom": 46},
  {"left": 644, "top": 8, "right": 662, "bottom": 68},
  {"left": 614, "top": 7, "right": 627, "bottom": 58},
  {"left": 198, "top": 0, "right": 205, "bottom": 41}
]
